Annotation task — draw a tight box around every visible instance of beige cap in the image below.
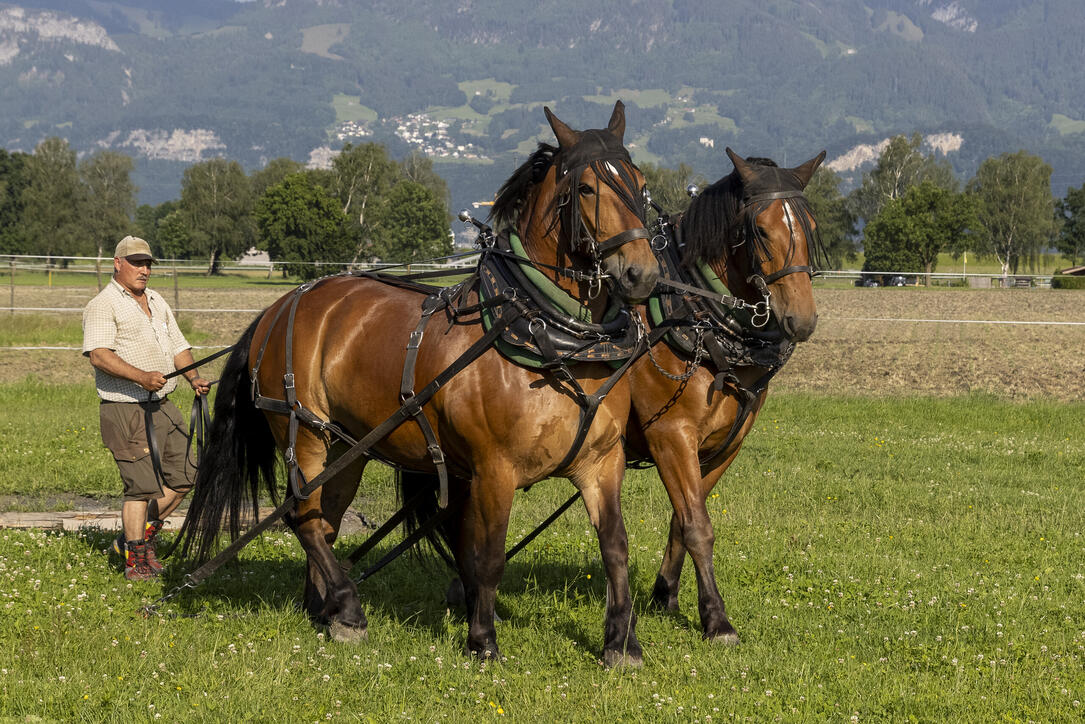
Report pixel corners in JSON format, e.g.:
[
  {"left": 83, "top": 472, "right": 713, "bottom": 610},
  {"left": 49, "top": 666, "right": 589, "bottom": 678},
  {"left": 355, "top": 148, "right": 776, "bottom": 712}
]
[{"left": 114, "top": 235, "right": 155, "bottom": 262}]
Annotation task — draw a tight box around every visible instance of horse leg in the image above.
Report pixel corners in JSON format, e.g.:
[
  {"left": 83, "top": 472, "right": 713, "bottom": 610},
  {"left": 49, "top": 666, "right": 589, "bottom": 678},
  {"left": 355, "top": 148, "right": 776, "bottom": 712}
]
[
  {"left": 649, "top": 435, "right": 740, "bottom": 643},
  {"left": 453, "top": 468, "right": 515, "bottom": 660},
  {"left": 576, "top": 451, "right": 643, "bottom": 667},
  {"left": 651, "top": 512, "right": 686, "bottom": 612},
  {"left": 290, "top": 436, "right": 368, "bottom": 643}
]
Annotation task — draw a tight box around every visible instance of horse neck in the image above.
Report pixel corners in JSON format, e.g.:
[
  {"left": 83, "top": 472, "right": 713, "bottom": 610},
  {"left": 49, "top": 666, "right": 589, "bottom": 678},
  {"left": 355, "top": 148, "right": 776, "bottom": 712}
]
[{"left": 518, "top": 208, "right": 611, "bottom": 322}]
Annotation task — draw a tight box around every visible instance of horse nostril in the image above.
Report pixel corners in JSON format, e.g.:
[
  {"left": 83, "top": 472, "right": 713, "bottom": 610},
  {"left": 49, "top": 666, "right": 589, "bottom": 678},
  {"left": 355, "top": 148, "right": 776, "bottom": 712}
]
[{"left": 624, "top": 266, "right": 643, "bottom": 285}]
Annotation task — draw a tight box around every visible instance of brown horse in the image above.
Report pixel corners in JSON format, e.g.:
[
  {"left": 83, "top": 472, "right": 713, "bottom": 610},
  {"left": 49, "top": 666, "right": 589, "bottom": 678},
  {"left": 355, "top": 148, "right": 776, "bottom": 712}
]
[
  {"left": 628, "top": 147, "right": 825, "bottom": 643},
  {"left": 178, "top": 102, "right": 659, "bottom": 666}
]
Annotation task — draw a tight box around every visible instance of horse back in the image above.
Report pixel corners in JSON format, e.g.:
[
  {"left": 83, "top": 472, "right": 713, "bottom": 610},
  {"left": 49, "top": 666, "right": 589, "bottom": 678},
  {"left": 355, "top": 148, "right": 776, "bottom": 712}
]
[{"left": 251, "top": 275, "right": 631, "bottom": 484}]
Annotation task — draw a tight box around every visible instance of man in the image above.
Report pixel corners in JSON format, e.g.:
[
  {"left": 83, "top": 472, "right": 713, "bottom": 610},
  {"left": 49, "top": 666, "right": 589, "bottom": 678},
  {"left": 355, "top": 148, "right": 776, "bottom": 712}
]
[{"left": 83, "top": 236, "right": 210, "bottom": 581}]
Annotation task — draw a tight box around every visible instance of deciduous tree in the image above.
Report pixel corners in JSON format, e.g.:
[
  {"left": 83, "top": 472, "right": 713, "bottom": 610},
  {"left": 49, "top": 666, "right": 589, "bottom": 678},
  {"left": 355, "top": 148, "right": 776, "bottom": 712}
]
[
  {"left": 967, "top": 151, "right": 1055, "bottom": 276},
  {"left": 321, "top": 143, "right": 398, "bottom": 267},
  {"left": 849, "top": 133, "right": 958, "bottom": 224},
  {"left": 79, "top": 150, "right": 137, "bottom": 261},
  {"left": 250, "top": 157, "right": 305, "bottom": 200},
  {"left": 1056, "top": 183, "right": 1085, "bottom": 266},
  {"left": 804, "top": 166, "right": 857, "bottom": 268},
  {"left": 640, "top": 161, "right": 706, "bottom": 219},
  {"left": 862, "top": 181, "right": 977, "bottom": 281},
  {"left": 0, "top": 149, "right": 28, "bottom": 255},
  {"left": 20, "top": 137, "right": 83, "bottom": 261},
  {"left": 370, "top": 181, "right": 452, "bottom": 263},
  {"left": 255, "top": 173, "right": 354, "bottom": 280},
  {"left": 179, "top": 159, "right": 254, "bottom": 274}
]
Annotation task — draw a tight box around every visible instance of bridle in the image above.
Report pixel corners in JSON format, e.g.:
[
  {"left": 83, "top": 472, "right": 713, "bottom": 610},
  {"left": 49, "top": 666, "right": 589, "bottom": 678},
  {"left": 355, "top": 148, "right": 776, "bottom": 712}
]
[{"left": 551, "top": 132, "right": 651, "bottom": 295}]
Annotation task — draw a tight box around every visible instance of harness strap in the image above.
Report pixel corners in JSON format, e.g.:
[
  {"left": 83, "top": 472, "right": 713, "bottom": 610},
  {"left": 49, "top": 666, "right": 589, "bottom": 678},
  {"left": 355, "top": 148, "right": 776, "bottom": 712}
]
[
  {"left": 142, "top": 399, "right": 166, "bottom": 491},
  {"left": 760, "top": 265, "right": 813, "bottom": 285},
  {"left": 697, "top": 366, "right": 779, "bottom": 466},
  {"left": 282, "top": 285, "right": 310, "bottom": 500},
  {"left": 175, "top": 306, "right": 525, "bottom": 597},
  {"left": 552, "top": 331, "right": 647, "bottom": 473},
  {"left": 593, "top": 226, "right": 650, "bottom": 256},
  {"left": 655, "top": 276, "right": 748, "bottom": 309},
  {"left": 400, "top": 294, "right": 451, "bottom": 507}
]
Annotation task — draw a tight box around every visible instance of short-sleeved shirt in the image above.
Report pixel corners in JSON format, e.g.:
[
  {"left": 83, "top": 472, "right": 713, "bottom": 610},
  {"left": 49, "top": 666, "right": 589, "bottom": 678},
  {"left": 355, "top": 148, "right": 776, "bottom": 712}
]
[{"left": 82, "top": 279, "right": 191, "bottom": 402}]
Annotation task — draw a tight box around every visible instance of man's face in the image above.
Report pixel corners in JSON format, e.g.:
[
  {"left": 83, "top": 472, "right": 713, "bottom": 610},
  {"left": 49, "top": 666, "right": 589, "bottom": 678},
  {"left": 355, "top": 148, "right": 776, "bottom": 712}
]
[{"left": 113, "top": 256, "right": 152, "bottom": 294}]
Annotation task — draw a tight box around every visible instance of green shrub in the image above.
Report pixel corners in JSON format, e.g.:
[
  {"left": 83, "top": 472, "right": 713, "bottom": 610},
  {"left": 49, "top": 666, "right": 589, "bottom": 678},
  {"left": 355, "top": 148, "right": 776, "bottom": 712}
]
[{"left": 1051, "top": 274, "right": 1085, "bottom": 289}]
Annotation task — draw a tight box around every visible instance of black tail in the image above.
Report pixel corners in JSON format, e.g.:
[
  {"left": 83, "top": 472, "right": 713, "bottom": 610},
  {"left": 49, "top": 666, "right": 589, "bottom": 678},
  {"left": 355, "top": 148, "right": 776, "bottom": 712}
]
[
  {"left": 175, "top": 315, "right": 278, "bottom": 562},
  {"left": 395, "top": 470, "right": 458, "bottom": 570}
]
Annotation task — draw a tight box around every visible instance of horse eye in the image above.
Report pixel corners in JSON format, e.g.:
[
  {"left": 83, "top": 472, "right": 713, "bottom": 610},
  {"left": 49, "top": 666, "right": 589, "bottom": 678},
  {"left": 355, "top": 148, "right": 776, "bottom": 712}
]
[{"left": 578, "top": 183, "right": 595, "bottom": 196}]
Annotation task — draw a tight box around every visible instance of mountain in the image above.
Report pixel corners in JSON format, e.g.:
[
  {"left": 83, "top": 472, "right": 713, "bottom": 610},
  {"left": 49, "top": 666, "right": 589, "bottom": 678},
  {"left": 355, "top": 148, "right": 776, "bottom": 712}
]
[{"left": 2, "top": 0, "right": 1084, "bottom": 213}]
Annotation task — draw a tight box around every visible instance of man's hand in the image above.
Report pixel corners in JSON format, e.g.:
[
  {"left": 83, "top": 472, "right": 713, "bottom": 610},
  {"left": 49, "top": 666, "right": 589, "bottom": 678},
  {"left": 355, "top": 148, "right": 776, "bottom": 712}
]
[
  {"left": 188, "top": 375, "right": 211, "bottom": 396},
  {"left": 139, "top": 370, "right": 168, "bottom": 392}
]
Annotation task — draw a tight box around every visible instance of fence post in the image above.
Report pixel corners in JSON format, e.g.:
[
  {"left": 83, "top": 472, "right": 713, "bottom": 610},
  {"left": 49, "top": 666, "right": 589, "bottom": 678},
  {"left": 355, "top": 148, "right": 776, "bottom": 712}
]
[
  {"left": 8, "top": 260, "right": 13, "bottom": 315},
  {"left": 173, "top": 262, "right": 180, "bottom": 316}
]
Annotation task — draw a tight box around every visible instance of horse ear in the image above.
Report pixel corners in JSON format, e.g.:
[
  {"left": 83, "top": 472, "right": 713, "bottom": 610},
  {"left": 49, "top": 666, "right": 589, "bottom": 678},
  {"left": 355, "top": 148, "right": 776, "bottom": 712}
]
[
  {"left": 792, "top": 151, "right": 827, "bottom": 189},
  {"left": 544, "top": 106, "right": 579, "bottom": 149},
  {"left": 607, "top": 100, "right": 626, "bottom": 142},
  {"left": 725, "top": 147, "right": 756, "bottom": 184}
]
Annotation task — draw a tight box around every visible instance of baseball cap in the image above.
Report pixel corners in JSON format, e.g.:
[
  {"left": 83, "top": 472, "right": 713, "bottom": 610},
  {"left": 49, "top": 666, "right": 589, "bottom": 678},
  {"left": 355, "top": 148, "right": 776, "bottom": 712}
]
[{"left": 114, "top": 235, "right": 155, "bottom": 263}]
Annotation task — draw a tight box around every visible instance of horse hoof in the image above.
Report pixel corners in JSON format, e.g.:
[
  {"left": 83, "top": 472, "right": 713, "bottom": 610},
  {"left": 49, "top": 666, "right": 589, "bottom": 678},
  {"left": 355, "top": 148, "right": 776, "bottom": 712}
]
[
  {"left": 329, "top": 621, "right": 368, "bottom": 644},
  {"left": 708, "top": 631, "right": 740, "bottom": 646},
  {"left": 466, "top": 644, "right": 503, "bottom": 662},
  {"left": 603, "top": 649, "right": 644, "bottom": 668}
]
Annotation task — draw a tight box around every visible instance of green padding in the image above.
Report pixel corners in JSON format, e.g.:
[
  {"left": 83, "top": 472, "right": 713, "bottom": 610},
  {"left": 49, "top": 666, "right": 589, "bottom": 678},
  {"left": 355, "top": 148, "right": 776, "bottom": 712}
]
[
  {"left": 509, "top": 232, "right": 592, "bottom": 322},
  {"left": 696, "top": 260, "right": 730, "bottom": 295}
]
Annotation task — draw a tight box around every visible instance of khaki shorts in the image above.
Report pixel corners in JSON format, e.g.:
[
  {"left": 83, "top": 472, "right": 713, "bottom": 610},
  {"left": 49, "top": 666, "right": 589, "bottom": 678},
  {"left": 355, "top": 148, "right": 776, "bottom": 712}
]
[{"left": 99, "top": 399, "right": 196, "bottom": 502}]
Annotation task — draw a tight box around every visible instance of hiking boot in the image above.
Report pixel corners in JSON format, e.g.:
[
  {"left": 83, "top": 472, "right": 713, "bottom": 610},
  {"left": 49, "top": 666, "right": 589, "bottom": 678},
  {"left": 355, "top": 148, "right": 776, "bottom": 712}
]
[
  {"left": 123, "top": 540, "right": 157, "bottom": 581},
  {"left": 113, "top": 520, "right": 165, "bottom": 573},
  {"left": 143, "top": 519, "right": 165, "bottom": 574}
]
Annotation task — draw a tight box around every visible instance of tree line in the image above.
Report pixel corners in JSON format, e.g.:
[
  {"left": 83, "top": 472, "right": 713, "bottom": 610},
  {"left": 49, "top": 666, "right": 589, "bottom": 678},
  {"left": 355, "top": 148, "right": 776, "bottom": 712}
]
[
  {"left": 645, "top": 134, "right": 1085, "bottom": 278},
  {"left": 0, "top": 140, "right": 452, "bottom": 281},
  {"left": 3, "top": 134, "right": 1084, "bottom": 282}
]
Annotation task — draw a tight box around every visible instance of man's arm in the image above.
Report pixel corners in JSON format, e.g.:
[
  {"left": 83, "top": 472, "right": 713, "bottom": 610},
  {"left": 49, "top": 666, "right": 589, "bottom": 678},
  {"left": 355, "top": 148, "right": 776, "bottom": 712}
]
[
  {"left": 88, "top": 348, "right": 167, "bottom": 392},
  {"left": 173, "top": 349, "right": 211, "bottom": 396}
]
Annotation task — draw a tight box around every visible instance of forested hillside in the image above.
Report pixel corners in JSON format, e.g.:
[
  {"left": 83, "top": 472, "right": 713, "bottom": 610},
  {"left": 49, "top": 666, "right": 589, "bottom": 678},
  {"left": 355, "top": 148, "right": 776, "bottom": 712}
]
[{"left": 2, "top": 0, "right": 1084, "bottom": 210}]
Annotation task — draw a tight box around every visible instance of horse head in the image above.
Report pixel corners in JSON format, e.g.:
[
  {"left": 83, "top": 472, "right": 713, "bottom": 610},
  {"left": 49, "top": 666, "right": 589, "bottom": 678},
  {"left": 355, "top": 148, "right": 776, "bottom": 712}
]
[
  {"left": 681, "top": 148, "right": 826, "bottom": 342},
  {"left": 491, "top": 101, "right": 660, "bottom": 311}
]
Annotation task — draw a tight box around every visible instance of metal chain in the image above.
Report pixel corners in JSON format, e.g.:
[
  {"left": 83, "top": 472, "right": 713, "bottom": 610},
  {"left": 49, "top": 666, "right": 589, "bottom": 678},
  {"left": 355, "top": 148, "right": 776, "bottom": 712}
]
[
  {"left": 646, "top": 321, "right": 706, "bottom": 382},
  {"left": 139, "top": 574, "right": 201, "bottom": 618}
]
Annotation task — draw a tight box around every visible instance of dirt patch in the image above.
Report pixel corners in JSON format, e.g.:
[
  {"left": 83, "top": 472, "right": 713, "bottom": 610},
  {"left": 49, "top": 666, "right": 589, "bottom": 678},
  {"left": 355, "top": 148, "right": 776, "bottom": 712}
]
[{"left": 4, "top": 284, "right": 1083, "bottom": 400}]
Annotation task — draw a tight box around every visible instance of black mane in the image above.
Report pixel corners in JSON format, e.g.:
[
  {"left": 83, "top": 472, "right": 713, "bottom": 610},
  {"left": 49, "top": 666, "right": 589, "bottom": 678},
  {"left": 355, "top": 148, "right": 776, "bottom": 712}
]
[
  {"left": 679, "top": 157, "right": 824, "bottom": 269},
  {"left": 489, "top": 143, "right": 559, "bottom": 233}
]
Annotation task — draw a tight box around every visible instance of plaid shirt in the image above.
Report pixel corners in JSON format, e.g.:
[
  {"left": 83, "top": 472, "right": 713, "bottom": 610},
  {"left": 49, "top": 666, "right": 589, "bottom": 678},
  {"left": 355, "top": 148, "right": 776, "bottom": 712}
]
[{"left": 82, "top": 279, "right": 191, "bottom": 402}]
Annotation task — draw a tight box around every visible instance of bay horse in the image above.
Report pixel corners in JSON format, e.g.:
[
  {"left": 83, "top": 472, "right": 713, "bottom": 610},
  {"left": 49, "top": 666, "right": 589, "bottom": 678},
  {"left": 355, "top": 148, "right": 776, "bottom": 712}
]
[
  {"left": 628, "top": 147, "right": 825, "bottom": 643},
  {"left": 177, "top": 102, "right": 659, "bottom": 666}
]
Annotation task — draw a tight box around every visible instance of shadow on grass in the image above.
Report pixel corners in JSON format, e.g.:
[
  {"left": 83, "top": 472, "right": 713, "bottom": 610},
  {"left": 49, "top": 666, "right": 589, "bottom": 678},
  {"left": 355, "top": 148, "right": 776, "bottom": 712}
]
[{"left": 74, "top": 526, "right": 685, "bottom": 654}]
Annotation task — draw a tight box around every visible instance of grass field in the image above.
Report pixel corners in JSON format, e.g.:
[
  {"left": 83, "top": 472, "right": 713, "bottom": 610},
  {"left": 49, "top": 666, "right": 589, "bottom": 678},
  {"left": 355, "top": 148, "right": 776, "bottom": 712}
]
[
  {"left": 0, "top": 282, "right": 1082, "bottom": 720},
  {"left": 0, "top": 388, "right": 1082, "bottom": 720}
]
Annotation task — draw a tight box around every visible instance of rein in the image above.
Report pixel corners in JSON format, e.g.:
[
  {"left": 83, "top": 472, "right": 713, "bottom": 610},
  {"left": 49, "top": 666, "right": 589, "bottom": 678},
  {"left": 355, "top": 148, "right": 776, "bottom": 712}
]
[{"left": 142, "top": 344, "right": 235, "bottom": 494}]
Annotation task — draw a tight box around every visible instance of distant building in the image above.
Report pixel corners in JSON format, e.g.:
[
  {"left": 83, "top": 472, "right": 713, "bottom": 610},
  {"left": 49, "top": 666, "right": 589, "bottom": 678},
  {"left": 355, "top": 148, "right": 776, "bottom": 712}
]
[{"left": 238, "top": 247, "right": 270, "bottom": 265}]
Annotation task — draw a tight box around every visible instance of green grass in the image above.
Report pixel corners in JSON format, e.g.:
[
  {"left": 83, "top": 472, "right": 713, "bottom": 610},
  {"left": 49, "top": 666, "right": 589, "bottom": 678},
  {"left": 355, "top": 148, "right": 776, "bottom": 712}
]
[
  {"left": 0, "top": 385, "right": 1082, "bottom": 719},
  {"left": 3, "top": 269, "right": 302, "bottom": 289},
  {"left": 1050, "top": 113, "right": 1085, "bottom": 136},
  {"left": 458, "top": 79, "right": 516, "bottom": 105},
  {"left": 845, "top": 251, "right": 1068, "bottom": 276},
  {"left": 0, "top": 314, "right": 209, "bottom": 348},
  {"left": 331, "top": 93, "right": 378, "bottom": 124}
]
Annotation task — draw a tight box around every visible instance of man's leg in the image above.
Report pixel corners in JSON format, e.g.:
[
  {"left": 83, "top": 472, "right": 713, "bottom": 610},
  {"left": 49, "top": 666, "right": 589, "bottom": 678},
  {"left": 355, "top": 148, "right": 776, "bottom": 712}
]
[{"left": 122, "top": 499, "right": 150, "bottom": 542}]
